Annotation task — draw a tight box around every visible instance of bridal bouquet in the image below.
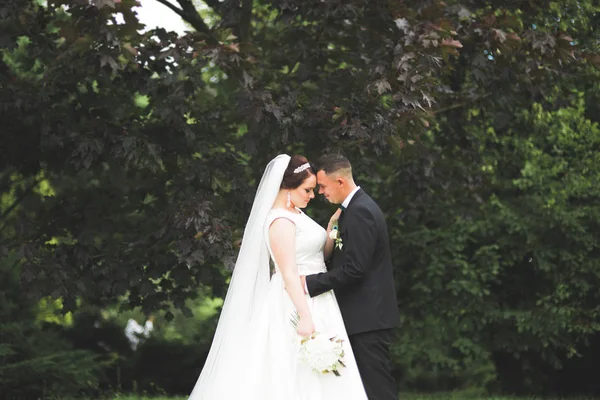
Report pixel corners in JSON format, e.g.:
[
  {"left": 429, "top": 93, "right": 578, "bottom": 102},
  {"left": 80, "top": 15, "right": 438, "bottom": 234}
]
[
  {"left": 290, "top": 312, "right": 347, "bottom": 376},
  {"left": 298, "top": 332, "right": 346, "bottom": 376}
]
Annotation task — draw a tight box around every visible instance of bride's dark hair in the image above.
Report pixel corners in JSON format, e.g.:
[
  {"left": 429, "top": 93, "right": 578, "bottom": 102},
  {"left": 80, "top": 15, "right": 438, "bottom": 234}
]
[{"left": 280, "top": 155, "right": 315, "bottom": 189}]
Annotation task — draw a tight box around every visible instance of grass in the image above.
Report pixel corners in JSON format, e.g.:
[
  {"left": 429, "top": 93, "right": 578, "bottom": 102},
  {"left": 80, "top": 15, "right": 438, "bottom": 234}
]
[
  {"left": 113, "top": 397, "right": 186, "bottom": 400},
  {"left": 114, "top": 398, "right": 600, "bottom": 400},
  {"left": 401, "top": 397, "right": 595, "bottom": 400},
  {"left": 398, "top": 395, "right": 600, "bottom": 400},
  {"left": 111, "top": 395, "right": 600, "bottom": 400}
]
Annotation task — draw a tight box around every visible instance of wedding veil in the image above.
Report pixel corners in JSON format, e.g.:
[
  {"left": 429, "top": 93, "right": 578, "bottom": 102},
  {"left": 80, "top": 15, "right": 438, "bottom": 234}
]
[{"left": 188, "top": 154, "right": 291, "bottom": 399}]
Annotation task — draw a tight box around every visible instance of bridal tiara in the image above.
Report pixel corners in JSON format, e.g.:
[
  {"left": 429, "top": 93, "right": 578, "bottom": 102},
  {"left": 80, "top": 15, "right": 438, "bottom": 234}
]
[{"left": 293, "top": 163, "right": 311, "bottom": 174}]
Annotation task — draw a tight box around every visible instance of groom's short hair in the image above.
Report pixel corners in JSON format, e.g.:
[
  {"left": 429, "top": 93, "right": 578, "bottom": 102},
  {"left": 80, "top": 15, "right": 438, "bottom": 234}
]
[{"left": 316, "top": 154, "right": 353, "bottom": 178}]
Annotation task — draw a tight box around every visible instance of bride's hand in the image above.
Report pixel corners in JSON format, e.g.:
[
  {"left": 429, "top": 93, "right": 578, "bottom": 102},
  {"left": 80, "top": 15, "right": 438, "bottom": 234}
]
[
  {"left": 327, "top": 208, "right": 342, "bottom": 231},
  {"left": 296, "top": 316, "right": 316, "bottom": 337}
]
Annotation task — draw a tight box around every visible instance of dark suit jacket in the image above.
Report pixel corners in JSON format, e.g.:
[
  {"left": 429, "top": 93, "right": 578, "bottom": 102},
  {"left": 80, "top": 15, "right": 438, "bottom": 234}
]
[{"left": 306, "top": 189, "right": 400, "bottom": 335}]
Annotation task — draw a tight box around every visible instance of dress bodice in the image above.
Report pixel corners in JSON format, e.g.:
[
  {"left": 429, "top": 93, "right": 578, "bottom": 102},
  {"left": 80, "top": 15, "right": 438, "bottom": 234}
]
[{"left": 264, "top": 208, "right": 328, "bottom": 275}]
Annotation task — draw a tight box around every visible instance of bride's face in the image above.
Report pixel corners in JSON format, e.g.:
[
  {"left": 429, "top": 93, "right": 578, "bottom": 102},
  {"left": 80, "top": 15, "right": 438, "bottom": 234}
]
[{"left": 290, "top": 174, "right": 317, "bottom": 208}]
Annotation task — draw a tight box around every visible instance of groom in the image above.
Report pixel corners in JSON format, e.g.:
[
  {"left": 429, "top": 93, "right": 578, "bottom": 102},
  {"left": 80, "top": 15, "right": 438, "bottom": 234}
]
[{"left": 302, "top": 154, "right": 400, "bottom": 400}]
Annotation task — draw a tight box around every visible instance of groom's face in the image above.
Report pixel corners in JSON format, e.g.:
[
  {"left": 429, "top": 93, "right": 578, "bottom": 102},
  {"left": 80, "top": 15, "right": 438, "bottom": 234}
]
[{"left": 317, "top": 170, "right": 343, "bottom": 204}]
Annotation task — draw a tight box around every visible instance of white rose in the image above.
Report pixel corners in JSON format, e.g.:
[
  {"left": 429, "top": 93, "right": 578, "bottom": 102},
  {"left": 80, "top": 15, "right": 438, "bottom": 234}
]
[
  {"left": 329, "top": 229, "right": 339, "bottom": 240},
  {"left": 299, "top": 333, "right": 345, "bottom": 373}
]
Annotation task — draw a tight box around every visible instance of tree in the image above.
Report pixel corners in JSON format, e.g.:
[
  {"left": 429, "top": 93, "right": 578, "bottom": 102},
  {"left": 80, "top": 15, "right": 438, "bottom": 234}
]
[
  {"left": 1, "top": 0, "right": 247, "bottom": 314},
  {"left": 2, "top": 0, "right": 600, "bottom": 393}
]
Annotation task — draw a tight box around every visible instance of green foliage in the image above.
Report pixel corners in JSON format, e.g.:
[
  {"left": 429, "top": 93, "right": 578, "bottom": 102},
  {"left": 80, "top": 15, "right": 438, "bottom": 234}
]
[
  {"left": 381, "top": 87, "right": 600, "bottom": 393},
  {"left": 107, "top": 289, "right": 222, "bottom": 346},
  {"left": 1, "top": 0, "right": 244, "bottom": 313},
  {"left": 478, "top": 98, "right": 600, "bottom": 349},
  {"left": 1, "top": 0, "right": 600, "bottom": 396},
  {"left": 47, "top": 288, "right": 223, "bottom": 396},
  {"left": 0, "top": 254, "right": 105, "bottom": 399},
  {"left": 1, "top": 0, "right": 597, "bottom": 311}
]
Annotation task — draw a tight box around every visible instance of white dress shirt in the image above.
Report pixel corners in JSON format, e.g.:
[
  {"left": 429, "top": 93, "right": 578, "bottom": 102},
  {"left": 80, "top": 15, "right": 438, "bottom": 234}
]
[{"left": 341, "top": 186, "right": 361, "bottom": 209}]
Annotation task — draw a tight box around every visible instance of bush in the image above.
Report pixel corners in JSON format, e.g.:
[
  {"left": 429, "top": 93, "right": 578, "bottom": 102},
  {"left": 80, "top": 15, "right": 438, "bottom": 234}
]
[
  {"left": 127, "top": 338, "right": 209, "bottom": 395},
  {"left": 59, "top": 289, "right": 222, "bottom": 396},
  {"left": 0, "top": 254, "right": 105, "bottom": 399}
]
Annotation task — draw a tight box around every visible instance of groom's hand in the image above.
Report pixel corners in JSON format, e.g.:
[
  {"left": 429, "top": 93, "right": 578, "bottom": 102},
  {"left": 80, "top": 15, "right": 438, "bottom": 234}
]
[{"left": 300, "top": 275, "right": 307, "bottom": 294}]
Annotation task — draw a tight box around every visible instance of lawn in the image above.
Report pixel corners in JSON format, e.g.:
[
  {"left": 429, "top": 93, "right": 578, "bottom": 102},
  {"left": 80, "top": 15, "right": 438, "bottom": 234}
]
[
  {"left": 114, "top": 397, "right": 186, "bottom": 400},
  {"left": 113, "top": 395, "right": 599, "bottom": 400}
]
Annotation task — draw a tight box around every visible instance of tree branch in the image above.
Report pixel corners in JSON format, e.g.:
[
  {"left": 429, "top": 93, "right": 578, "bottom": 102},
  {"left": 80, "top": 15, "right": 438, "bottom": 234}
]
[
  {"left": 154, "top": 0, "right": 185, "bottom": 19},
  {"left": 175, "top": 0, "right": 215, "bottom": 35},
  {"left": 239, "top": 0, "right": 252, "bottom": 45},
  {"left": 154, "top": 0, "right": 219, "bottom": 44},
  {"left": 0, "top": 179, "right": 40, "bottom": 221},
  {"left": 200, "top": 0, "right": 223, "bottom": 15},
  {"left": 433, "top": 93, "right": 493, "bottom": 115},
  {"left": 0, "top": 170, "right": 14, "bottom": 194}
]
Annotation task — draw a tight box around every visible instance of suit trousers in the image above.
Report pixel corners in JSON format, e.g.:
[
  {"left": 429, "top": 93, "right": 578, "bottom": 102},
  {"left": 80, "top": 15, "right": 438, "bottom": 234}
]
[{"left": 349, "top": 328, "right": 398, "bottom": 400}]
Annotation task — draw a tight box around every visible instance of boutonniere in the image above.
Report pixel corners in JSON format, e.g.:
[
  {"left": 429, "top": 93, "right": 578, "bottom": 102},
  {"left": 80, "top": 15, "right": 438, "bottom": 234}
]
[{"left": 328, "top": 220, "right": 343, "bottom": 250}]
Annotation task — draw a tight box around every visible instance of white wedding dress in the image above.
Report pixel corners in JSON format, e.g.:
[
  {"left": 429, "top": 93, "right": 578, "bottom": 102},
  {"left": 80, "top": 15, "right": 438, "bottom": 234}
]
[
  {"left": 258, "top": 208, "right": 367, "bottom": 400},
  {"left": 188, "top": 154, "right": 367, "bottom": 400}
]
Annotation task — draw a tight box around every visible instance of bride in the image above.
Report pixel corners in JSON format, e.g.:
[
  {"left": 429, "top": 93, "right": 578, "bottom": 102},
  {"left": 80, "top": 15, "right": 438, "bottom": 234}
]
[{"left": 188, "top": 154, "right": 367, "bottom": 400}]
